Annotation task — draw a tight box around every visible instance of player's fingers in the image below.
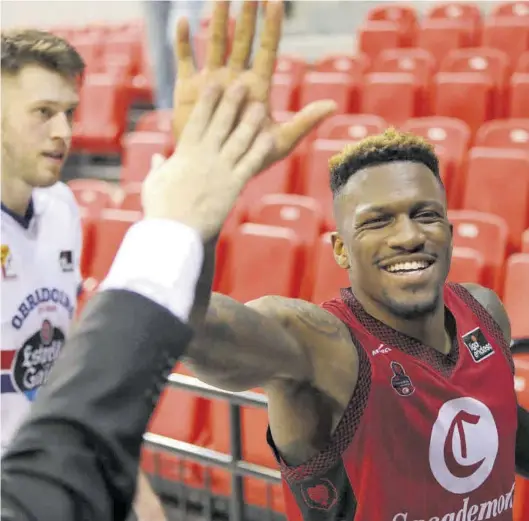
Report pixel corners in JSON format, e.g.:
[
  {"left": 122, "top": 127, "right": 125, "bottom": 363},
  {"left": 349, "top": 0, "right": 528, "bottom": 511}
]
[
  {"left": 251, "top": 0, "right": 283, "bottom": 83},
  {"left": 274, "top": 99, "right": 337, "bottom": 156},
  {"left": 178, "top": 83, "right": 223, "bottom": 145},
  {"left": 205, "top": 1, "right": 230, "bottom": 69},
  {"left": 228, "top": 1, "right": 258, "bottom": 72},
  {"left": 219, "top": 103, "right": 267, "bottom": 164},
  {"left": 175, "top": 18, "right": 196, "bottom": 79},
  {"left": 204, "top": 81, "right": 250, "bottom": 146},
  {"left": 232, "top": 131, "right": 275, "bottom": 184}
]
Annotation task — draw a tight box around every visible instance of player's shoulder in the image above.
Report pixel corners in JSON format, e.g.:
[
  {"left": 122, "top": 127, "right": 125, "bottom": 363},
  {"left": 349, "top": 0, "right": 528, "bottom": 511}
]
[
  {"left": 33, "top": 182, "right": 80, "bottom": 219},
  {"left": 246, "top": 296, "right": 352, "bottom": 343}
]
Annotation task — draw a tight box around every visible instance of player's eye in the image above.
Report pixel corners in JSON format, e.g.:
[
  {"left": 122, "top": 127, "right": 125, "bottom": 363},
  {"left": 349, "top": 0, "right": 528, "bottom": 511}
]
[{"left": 36, "top": 107, "right": 54, "bottom": 119}]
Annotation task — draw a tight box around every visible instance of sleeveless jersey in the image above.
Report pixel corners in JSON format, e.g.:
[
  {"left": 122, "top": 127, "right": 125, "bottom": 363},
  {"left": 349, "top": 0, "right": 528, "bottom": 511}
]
[
  {"left": 268, "top": 283, "right": 517, "bottom": 521},
  {"left": 1, "top": 182, "right": 82, "bottom": 452}
]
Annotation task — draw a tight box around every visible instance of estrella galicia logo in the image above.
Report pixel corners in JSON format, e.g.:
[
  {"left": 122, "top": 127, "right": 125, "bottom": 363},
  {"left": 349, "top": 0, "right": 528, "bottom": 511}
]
[
  {"left": 462, "top": 327, "right": 494, "bottom": 363},
  {"left": 12, "top": 319, "right": 65, "bottom": 401}
]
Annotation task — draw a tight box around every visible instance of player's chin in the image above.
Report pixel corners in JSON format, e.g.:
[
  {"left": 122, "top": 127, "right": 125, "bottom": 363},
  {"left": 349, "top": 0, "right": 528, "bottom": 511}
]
[
  {"left": 35, "top": 164, "right": 62, "bottom": 187},
  {"left": 386, "top": 287, "right": 441, "bottom": 319}
]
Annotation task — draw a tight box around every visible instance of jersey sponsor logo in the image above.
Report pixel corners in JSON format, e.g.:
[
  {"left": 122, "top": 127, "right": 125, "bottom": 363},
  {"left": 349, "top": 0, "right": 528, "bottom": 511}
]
[
  {"left": 429, "top": 397, "right": 499, "bottom": 494},
  {"left": 372, "top": 343, "right": 392, "bottom": 356},
  {"left": 462, "top": 327, "right": 495, "bottom": 363},
  {"left": 59, "top": 250, "right": 74, "bottom": 272},
  {"left": 1, "top": 244, "right": 17, "bottom": 279},
  {"left": 300, "top": 478, "right": 338, "bottom": 511},
  {"left": 12, "top": 319, "right": 65, "bottom": 401},
  {"left": 390, "top": 361, "right": 415, "bottom": 397},
  {"left": 391, "top": 482, "right": 514, "bottom": 521},
  {"left": 11, "top": 287, "right": 75, "bottom": 330}
]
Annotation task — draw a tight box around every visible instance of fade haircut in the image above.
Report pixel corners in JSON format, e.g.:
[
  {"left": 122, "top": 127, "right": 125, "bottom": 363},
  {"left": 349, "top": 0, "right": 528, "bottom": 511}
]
[
  {"left": 329, "top": 128, "right": 441, "bottom": 197},
  {"left": 1, "top": 28, "right": 85, "bottom": 78}
]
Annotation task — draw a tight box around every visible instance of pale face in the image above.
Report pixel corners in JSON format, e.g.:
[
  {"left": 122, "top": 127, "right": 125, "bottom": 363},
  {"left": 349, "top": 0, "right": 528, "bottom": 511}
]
[{"left": 1, "top": 65, "right": 79, "bottom": 189}]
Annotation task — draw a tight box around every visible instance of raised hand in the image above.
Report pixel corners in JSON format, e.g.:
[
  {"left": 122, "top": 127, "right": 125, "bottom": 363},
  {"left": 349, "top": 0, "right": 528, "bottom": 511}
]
[{"left": 172, "top": 0, "right": 337, "bottom": 167}]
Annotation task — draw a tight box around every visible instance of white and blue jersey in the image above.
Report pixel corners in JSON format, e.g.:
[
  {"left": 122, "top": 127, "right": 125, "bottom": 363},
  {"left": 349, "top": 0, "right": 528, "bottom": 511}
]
[{"left": 1, "top": 182, "right": 82, "bottom": 452}]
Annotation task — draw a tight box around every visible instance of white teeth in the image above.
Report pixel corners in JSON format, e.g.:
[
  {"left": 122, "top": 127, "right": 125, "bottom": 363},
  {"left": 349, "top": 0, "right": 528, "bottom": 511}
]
[{"left": 385, "top": 261, "right": 430, "bottom": 273}]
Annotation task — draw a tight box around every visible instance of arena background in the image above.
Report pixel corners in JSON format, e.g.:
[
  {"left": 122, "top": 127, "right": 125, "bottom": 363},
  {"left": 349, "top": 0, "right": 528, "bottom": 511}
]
[{"left": 2, "top": 1, "right": 528, "bottom": 520}]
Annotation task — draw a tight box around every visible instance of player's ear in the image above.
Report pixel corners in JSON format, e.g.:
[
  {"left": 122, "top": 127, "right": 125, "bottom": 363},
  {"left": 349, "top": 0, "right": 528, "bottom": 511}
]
[{"left": 331, "top": 232, "right": 350, "bottom": 270}]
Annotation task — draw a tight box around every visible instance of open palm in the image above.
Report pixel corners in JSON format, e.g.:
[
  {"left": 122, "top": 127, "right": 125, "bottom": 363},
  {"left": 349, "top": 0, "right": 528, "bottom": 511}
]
[{"left": 172, "top": 0, "right": 337, "bottom": 167}]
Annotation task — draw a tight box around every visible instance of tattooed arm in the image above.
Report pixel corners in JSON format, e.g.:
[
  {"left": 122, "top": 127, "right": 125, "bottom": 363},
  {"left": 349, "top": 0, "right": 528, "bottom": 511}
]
[{"left": 184, "top": 293, "right": 354, "bottom": 393}]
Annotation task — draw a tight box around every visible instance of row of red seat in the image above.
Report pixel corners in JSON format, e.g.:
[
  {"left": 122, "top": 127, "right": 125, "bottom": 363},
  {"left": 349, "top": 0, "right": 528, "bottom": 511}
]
[{"left": 70, "top": 177, "right": 529, "bottom": 339}]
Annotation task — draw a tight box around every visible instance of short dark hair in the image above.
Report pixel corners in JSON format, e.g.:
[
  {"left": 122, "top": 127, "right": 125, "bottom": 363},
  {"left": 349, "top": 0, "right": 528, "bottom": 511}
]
[
  {"left": 329, "top": 128, "right": 440, "bottom": 196},
  {"left": 1, "top": 29, "right": 85, "bottom": 78}
]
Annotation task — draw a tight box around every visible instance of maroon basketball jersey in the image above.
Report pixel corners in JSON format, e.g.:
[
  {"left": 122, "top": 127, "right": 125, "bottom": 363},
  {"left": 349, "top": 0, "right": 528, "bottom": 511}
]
[{"left": 267, "top": 283, "right": 517, "bottom": 521}]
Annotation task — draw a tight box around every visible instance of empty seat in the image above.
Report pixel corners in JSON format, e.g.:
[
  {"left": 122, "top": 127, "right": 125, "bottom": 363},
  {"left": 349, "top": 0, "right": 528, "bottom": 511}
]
[
  {"left": 417, "top": 19, "right": 471, "bottom": 67},
  {"left": 117, "top": 183, "right": 143, "bottom": 211},
  {"left": 366, "top": 4, "right": 418, "bottom": 47},
  {"left": 516, "top": 50, "right": 529, "bottom": 72},
  {"left": 358, "top": 21, "right": 402, "bottom": 62},
  {"left": 523, "top": 228, "right": 529, "bottom": 252},
  {"left": 482, "top": 16, "right": 529, "bottom": 64},
  {"left": 274, "top": 55, "right": 308, "bottom": 83},
  {"left": 120, "top": 131, "right": 174, "bottom": 185},
  {"left": 447, "top": 247, "right": 486, "bottom": 284},
  {"left": 434, "top": 72, "right": 494, "bottom": 134},
  {"left": 73, "top": 74, "right": 129, "bottom": 155},
  {"left": 316, "top": 114, "right": 387, "bottom": 140},
  {"left": 475, "top": 119, "right": 529, "bottom": 152},
  {"left": 313, "top": 54, "right": 370, "bottom": 76},
  {"left": 135, "top": 109, "right": 173, "bottom": 134},
  {"left": 492, "top": 1, "right": 529, "bottom": 18},
  {"left": 86, "top": 208, "right": 142, "bottom": 286},
  {"left": 270, "top": 73, "right": 297, "bottom": 112},
  {"left": 306, "top": 233, "right": 350, "bottom": 303},
  {"left": 67, "top": 178, "right": 116, "bottom": 216},
  {"left": 510, "top": 72, "right": 529, "bottom": 117},
  {"left": 299, "top": 72, "right": 358, "bottom": 115},
  {"left": 246, "top": 194, "right": 324, "bottom": 249},
  {"left": 227, "top": 224, "right": 303, "bottom": 302},
  {"left": 448, "top": 210, "right": 509, "bottom": 292},
  {"left": 503, "top": 253, "right": 529, "bottom": 338},
  {"left": 462, "top": 148, "right": 529, "bottom": 249},
  {"left": 361, "top": 72, "right": 419, "bottom": 126},
  {"left": 425, "top": 3, "right": 482, "bottom": 45},
  {"left": 439, "top": 48, "right": 511, "bottom": 117}
]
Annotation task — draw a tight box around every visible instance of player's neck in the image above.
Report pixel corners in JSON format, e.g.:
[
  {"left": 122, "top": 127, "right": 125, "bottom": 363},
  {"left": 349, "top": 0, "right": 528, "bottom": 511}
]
[
  {"left": 1, "top": 174, "right": 33, "bottom": 217},
  {"left": 361, "top": 296, "right": 448, "bottom": 353}
]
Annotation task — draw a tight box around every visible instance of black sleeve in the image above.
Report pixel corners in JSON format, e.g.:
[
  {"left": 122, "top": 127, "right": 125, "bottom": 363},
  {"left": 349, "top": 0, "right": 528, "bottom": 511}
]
[
  {"left": 516, "top": 404, "right": 529, "bottom": 479},
  {"left": 1, "top": 289, "right": 193, "bottom": 521}
]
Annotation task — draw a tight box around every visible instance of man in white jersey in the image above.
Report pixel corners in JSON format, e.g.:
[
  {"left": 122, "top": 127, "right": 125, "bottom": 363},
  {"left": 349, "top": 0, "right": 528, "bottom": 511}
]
[{"left": 1, "top": 29, "right": 166, "bottom": 521}]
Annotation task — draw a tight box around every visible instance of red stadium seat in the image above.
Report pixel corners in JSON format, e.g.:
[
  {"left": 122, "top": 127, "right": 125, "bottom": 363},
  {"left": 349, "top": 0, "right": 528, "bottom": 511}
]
[
  {"left": 434, "top": 72, "right": 494, "bottom": 134},
  {"left": 270, "top": 74, "right": 297, "bottom": 112},
  {"left": 366, "top": 4, "right": 418, "bottom": 47},
  {"left": 299, "top": 72, "right": 359, "bottom": 115},
  {"left": 227, "top": 223, "right": 303, "bottom": 302},
  {"left": 274, "top": 55, "right": 308, "bottom": 83},
  {"left": 482, "top": 16, "right": 529, "bottom": 64},
  {"left": 70, "top": 33, "right": 102, "bottom": 74},
  {"left": 358, "top": 21, "right": 402, "bottom": 62},
  {"left": 503, "top": 253, "right": 529, "bottom": 338},
  {"left": 117, "top": 183, "right": 142, "bottom": 212},
  {"left": 373, "top": 48, "right": 435, "bottom": 115},
  {"left": 120, "top": 131, "right": 174, "bottom": 185},
  {"left": 447, "top": 247, "right": 486, "bottom": 284},
  {"left": 134, "top": 109, "right": 172, "bottom": 133},
  {"left": 361, "top": 72, "right": 419, "bottom": 126},
  {"left": 417, "top": 19, "right": 471, "bottom": 67},
  {"left": 523, "top": 229, "right": 529, "bottom": 252},
  {"left": 313, "top": 54, "right": 370, "bottom": 76},
  {"left": 87, "top": 208, "right": 141, "bottom": 286},
  {"left": 316, "top": 114, "right": 387, "bottom": 140},
  {"left": 67, "top": 178, "right": 116, "bottom": 216},
  {"left": 492, "top": 1, "right": 529, "bottom": 18},
  {"left": 462, "top": 148, "right": 529, "bottom": 249},
  {"left": 209, "top": 393, "right": 284, "bottom": 512},
  {"left": 448, "top": 211, "right": 509, "bottom": 293},
  {"left": 103, "top": 31, "right": 142, "bottom": 78},
  {"left": 246, "top": 194, "right": 324, "bottom": 249},
  {"left": 510, "top": 72, "right": 529, "bottom": 117},
  {"left": 73, "top": 74, "right": 129, "bottom": 155},
  {"left": 306, "top": 232, "right": 350, "bottom": 303},
  {"left": 517, "top": 50, "right": 529, "bottom": 72},
  {"left": 425, "top": 3, "right": 482, "bottom": 46},
  {"left": 439, "top": 48, "right": 511, "bottom": 117},
  {"left": 475, "top": 119, "right": 529, "bottom": 152}
]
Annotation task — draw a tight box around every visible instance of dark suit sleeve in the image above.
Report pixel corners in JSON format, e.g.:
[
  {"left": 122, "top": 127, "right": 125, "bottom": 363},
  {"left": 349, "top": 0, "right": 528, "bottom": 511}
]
[
  {"left": 516, "top": 404, "right": 529, "bottom": 478},
  {"left": 1, "top": 289, "right": 193, "bottom": 521}
]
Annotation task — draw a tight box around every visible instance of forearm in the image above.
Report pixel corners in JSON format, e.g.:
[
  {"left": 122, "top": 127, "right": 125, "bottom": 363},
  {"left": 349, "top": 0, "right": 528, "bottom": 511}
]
[{"left": 184, "top": 293, "right": 312, "bottom": 391}]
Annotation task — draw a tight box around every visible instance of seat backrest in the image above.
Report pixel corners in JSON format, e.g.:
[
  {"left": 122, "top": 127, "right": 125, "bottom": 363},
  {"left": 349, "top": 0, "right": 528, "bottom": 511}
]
[
  {"left": 447, "top": 246, "right": 486, "bottom": 284},
  {"left": 134, "top": 109, "right": 173, "bottom": 133},
  {"left": 316, "top": 114, "right": 388, "bottom": 140},
  {"left": 313, "top": 54, "right": 369, "bottom": 76},
  {"left": 68, "top": 178, "right": 115, "bottom": 215},
  {"left": 503, "top": 253, "right": 529, "bottom": 338},
  {"left": 475, "top": 119, "right": 529, "bottom": 151},
  {"left": 374, "top": 48, "right": 435, "bottom": 85},
  {"left": 482, "top": 16, "right": 529, "bottom": 63},
  {"left": 492, "top": 1, "right": 529, "bottom": 18},
  {"left": 358, "top": 21, "right": 402, "bottom": 61}
]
